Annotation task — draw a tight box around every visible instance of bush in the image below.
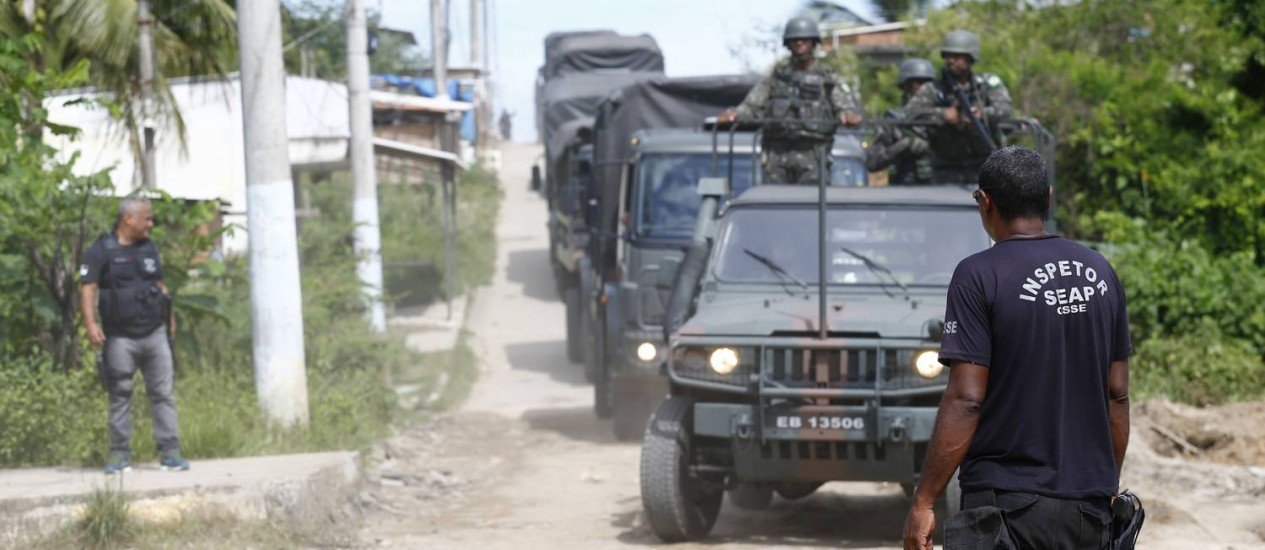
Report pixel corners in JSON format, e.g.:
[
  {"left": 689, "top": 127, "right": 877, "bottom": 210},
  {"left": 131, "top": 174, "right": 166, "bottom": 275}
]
[
  {"left": 0, "top": 355, "right": 104, "bottom": 466},
  {"left": 1133, "top": 329, "right": 1265, "bottom": 405}
]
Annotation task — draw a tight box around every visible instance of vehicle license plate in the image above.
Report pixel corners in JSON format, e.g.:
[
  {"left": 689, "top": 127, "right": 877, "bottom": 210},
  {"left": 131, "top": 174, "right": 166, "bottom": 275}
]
[{"left": 773, "top": 413, "right": 866, "bottom": 431}]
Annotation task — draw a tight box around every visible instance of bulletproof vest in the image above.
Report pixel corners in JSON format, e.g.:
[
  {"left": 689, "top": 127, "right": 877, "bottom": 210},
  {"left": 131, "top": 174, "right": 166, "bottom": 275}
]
[
  {"left": 95, "top": 234, "right": 166, "bottom": 338},
  {"left": 763, "top": 63, "right": 837, "bottom": 146},
  {"left": 928, "top": 73, "right": 999, "bottom": 176}
]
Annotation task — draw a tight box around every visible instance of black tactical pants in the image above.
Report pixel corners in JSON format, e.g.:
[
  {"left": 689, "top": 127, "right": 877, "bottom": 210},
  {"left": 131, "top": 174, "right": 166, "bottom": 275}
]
[{"left": 946, "top": 489, "right": 1112, "bottom": 550}]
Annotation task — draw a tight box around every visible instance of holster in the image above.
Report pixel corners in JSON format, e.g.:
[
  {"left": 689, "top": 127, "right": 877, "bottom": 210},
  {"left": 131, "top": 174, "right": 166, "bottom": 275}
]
[
  {"left": 96, "top": 349, "right": 110, "bottom": 392},
  {"left": 1111, "top": 491, "right": 1145, "bottom": 549}
]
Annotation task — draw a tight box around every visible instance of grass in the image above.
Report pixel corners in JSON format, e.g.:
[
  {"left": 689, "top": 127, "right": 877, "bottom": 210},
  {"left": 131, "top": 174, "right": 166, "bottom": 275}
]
[{"left": 35, "top": 493, "right": 302, "bottom": 550}]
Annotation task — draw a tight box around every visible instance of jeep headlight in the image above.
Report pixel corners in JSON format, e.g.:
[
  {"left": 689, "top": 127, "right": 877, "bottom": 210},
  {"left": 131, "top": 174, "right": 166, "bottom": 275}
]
[
  {"left": 636, "top": 342, "right": 658, "bottom": 362},
  {"left": 709, "top": 347, "right": 740, "bottom": 374},
  {"left": 913, "top": 350, "right": 943, "bottom": 378}
]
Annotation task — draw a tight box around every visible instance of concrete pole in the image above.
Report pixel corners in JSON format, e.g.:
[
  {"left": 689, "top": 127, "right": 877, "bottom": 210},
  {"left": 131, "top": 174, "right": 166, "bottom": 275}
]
[
  {"left": 138, "top": 0, "right": 157, "bottom": 189},
  {"left": 430, "top": 0, "right": 449, "bottom": 100},
  {"left": 440, "top": 116, "right": 458, "bottom": 319},
  {"left": 237, "top": 0, "right": 310, "bottom": 427},
  {"left": 347, "top": 0, "right": 387, "bottom": 332},
  {"left": 470, "top": 0, "right": 488, "bottom": 147}
]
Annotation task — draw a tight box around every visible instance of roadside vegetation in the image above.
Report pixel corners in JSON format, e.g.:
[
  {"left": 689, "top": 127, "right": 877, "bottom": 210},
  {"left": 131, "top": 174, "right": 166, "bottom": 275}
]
[
  {"left": 815, "top": 0, "right": 1265, "bottom": 405},
  {"left": 0, "top": 158, "right": 500, "bottom": 467}
]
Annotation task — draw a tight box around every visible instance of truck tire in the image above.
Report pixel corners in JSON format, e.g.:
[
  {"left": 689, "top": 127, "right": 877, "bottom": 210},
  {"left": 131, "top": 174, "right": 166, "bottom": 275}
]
[
  {"left": 564, "top": 287, "right": 582, "bottom": 363},
  {"left": 640, "top": 397, "right": 722, "bottom": 542},
  {"left": 774, "top": 482, "right": 823, "bottom": 501},
  {"left": 727, "top": 482, "right": 773, "bottom": 510},
  {"left": 590, "top": 325, "right": 612, "bottom": 418}
]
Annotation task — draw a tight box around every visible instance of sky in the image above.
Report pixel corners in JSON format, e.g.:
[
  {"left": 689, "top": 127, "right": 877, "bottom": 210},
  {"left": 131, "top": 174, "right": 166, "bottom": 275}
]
[{"left": 376, "top": 0, "right": 883, "bottom": 142}]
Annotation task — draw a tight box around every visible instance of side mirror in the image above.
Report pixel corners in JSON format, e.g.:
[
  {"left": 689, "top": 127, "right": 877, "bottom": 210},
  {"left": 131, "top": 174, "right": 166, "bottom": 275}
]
[
  {"left": 656, "top": 258, "right": 682, "bottom": 290},
  {"left": 530, "top": 165, "right": 542, "bottom": 191}
]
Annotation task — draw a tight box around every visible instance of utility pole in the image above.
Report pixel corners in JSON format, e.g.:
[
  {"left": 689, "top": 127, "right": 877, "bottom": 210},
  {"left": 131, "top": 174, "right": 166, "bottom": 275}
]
[
  {"left": 237, "top": 0, "right": 310, "bottom": 427},
  {"left": 430, "top": 0, "right": 449, "bottom": 100},
  {"left": 470, "top": 0, "right": 487, "bottom": 147},
  {"left": 347, "top": 0, "right": 387, "bottom": 332},
  {"left": 137, "top": 0, "right": 157, "bottom": 189}
]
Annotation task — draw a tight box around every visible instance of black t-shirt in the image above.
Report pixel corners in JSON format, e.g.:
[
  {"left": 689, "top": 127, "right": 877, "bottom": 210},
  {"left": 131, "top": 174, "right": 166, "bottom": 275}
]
[
  {"left": 80, "top": 233, "right": 166, "bottom": 337},
  {"left": 939, "top": 234, "right": 1131, "bottom": 499}
]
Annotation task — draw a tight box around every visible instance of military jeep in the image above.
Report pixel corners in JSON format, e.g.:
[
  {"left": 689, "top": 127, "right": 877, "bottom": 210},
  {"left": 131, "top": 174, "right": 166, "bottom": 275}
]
[
  {"left": 640, "top": 182, "right": 991, "bottom": 541},
  {"left": 583, "top": 128, "right": 867, "bottom": 440}
]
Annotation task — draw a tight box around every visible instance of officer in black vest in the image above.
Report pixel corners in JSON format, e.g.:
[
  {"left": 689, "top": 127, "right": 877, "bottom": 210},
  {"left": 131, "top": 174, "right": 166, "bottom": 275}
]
[
  {"left": 80, "top": 196, "right": 189, "bottom": 474},
  {"left": 718, "top": 17, "right": 863, "bottom": 184}
]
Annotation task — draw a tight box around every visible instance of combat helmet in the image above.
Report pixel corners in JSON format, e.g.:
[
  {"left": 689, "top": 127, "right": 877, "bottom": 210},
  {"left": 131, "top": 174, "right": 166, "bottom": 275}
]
[
  {"left": 897, "top": 58, "right": 936, "bottom": 85},
  {"left": 939, "top": 30, "right": 981, "bottom": 62},
  {"left": 782, "top": 17, "right": 821, "bottom": 45}
]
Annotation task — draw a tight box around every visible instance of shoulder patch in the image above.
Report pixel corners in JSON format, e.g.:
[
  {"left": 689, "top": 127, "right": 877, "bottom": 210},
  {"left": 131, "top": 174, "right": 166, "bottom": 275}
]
[{"left": 986, "top": 75, "right": 1002, "bottom": 88}]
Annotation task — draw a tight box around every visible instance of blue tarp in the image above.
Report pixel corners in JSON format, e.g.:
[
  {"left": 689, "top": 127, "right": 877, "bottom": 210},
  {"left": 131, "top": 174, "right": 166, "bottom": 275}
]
[{"left": 373, "top": 74, "right": 476, "bottom": 142}]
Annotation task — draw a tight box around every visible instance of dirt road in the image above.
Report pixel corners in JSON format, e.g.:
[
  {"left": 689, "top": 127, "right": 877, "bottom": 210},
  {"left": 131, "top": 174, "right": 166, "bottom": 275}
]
[{"left": 354, "top": 143, "right": 1265, "bottom": 549}]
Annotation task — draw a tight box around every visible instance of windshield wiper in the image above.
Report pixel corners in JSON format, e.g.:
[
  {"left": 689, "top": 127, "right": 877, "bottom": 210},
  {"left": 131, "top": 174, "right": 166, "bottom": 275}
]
[
  {"left": 743, "top": 248, "right": 808, "bottom": 291},
  {"left": 837, "top": 245, "right": 911, "bottom": 301}
]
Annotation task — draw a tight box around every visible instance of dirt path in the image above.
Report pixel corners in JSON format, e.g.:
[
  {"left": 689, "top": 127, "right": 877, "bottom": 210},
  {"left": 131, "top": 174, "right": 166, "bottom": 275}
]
[{"left": 353, "top": 142, "right": 1265, "bottom": 549}]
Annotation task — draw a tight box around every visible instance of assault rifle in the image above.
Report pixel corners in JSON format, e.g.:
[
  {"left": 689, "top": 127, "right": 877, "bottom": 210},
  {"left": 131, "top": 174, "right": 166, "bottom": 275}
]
[{"left": 940, "top": 68, "right": 998, "bottom": 151}]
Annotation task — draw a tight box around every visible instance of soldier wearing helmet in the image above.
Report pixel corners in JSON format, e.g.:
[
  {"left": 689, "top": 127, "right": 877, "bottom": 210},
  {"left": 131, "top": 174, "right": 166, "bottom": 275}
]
[
  {"left": 717, "top": 16, "right": 863, "bottom": 184},
  {"left": 906, "top": 30, "right": 1013, "bottom": 184},
  {"left": 866, "top": 58, "right": 936, "bottom": 184}
]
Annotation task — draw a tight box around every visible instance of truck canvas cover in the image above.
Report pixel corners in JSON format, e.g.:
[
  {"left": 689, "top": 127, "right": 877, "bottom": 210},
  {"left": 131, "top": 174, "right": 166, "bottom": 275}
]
[
  {"left": 543, "top": 33, "right": 664, "bottom": 80},
  {"left": 540, "top": 72, "right": 660, "bottom": 146},
  {"left": 548, "top": 116, "right": 595, "bottom": 167},
  {"left": 543, "top": 30, "right": 616, "bottom": 62},
  {"left": 591, "top": 74, "right": 760, "bottom": 253}
]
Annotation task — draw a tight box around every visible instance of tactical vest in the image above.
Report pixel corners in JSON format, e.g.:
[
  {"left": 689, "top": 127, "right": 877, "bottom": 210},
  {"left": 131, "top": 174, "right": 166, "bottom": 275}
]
[
  {"left": 95, "top": 233, "right": 166, "bottom": 338},
  {"left": 763, "top": 63, "right": 837, "bottom": 146}
]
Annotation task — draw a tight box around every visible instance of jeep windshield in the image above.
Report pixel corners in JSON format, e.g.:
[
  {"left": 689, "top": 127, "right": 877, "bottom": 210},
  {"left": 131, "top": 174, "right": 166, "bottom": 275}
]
[
  {"left": 712, "top": 206, "right": 990, "bottom": 286},
  {"left": 634, "top": 153, "right": 756, "bottom": 239},
  {"left": 634, "top": 153, "right": 868, "bottom": 239}
]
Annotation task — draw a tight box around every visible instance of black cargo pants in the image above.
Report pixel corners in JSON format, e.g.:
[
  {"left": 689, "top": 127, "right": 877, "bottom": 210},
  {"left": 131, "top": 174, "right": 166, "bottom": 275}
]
[{"left": 945, "top": 489, "right": 1112, "bottom": 550}]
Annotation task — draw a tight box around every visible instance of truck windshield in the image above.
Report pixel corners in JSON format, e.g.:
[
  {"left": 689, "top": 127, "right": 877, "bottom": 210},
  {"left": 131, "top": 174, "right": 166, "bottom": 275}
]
[
  {"left": 635, "top": 153, "right": 756, "bottom": 239},
  {"left": 712, "top": 207, "right": 990, "bottom": 286}
]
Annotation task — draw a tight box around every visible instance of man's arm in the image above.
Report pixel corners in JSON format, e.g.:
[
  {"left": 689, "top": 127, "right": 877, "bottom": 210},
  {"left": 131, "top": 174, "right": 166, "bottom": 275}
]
[
  {"left": 80, "top": 283, "right": 105, "bottom": 347},
  {"left": 1108, "top": 359, "right": 1130, "bottom": 476},
  {"left": 903, "top": 84, "right": 947, "bottom": 127},
  {"left": 981, "top": 76, "right": 1013, "bottom": 121},
  {"left": 830, "top": 74, "right": 863, "bottom": 126},
  {"left": 903, "top": 362, "right": 989, "bottom": 550}
]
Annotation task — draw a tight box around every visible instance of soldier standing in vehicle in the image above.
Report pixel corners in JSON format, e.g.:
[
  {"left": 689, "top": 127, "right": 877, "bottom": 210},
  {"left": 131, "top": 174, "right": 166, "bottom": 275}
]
[
  {"left": 902, "top": 147, "right": 1131, "bottom": 549},
  {"left": 906, "top": 30, "right": 1012, "bottom": 183},
  {"left": 80, "top": 196, "right": 189, "bottom": 474},
  {"left": 717, "top": 16, "right": 863, "bottom": 184},
  {"left": 866, "top": 58, "right": 936, "bottom": 185}
]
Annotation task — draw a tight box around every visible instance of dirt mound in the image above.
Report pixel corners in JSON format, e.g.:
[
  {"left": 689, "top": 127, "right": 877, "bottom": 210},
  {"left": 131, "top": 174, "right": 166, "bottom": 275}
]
[{"left": 1135, "top": 399, "right": 1265, "bottom": 467}]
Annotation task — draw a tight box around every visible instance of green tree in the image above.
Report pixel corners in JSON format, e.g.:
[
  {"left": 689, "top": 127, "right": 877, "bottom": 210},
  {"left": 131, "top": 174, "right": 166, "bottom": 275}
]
[
  {"left": 0, "top": 0, "right": 237, "bottom": 156},
  {"left": 0, "top": 37, "right": 112, "bottom": 369},
  {"left": 283, "top": 0, "right": 428, "bottom": 80}
]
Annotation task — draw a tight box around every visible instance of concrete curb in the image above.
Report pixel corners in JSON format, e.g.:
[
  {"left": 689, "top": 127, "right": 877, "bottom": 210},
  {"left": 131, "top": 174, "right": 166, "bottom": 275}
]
[{"left": 0, "top": 451, "right": 360, "bottom": 546}]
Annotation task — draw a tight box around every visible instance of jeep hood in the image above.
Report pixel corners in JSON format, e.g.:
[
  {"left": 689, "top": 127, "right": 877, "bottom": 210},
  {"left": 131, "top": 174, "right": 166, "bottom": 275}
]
[{"left": 678, "top": 290, "right": 945, "bottom": 340}]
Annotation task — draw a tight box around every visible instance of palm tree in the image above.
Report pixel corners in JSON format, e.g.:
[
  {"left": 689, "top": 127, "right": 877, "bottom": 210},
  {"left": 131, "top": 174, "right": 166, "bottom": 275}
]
[{"left": 0, "top": 0, "right": 237, "bottom": 155}]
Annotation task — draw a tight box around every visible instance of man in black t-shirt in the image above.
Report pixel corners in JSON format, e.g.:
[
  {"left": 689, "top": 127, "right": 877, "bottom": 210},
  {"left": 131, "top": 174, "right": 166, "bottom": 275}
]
[
  {"left": 80, "top": 196, "right": 189, "bottom": 474},
  {"left": 902, "top": 147, "right": 1131, "bottom": 549}
]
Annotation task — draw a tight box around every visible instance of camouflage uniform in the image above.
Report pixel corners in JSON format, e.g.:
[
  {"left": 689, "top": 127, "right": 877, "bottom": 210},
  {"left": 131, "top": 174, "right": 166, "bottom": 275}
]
[
  {"left": 734, "top": 59, "right": 860, "bottom": 184},
  {"left": 905, "top": 72, "right": 1012, "bottom": 183},
  {"left": 865, "top": 107, "right": 933, "bottom": 185}
]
